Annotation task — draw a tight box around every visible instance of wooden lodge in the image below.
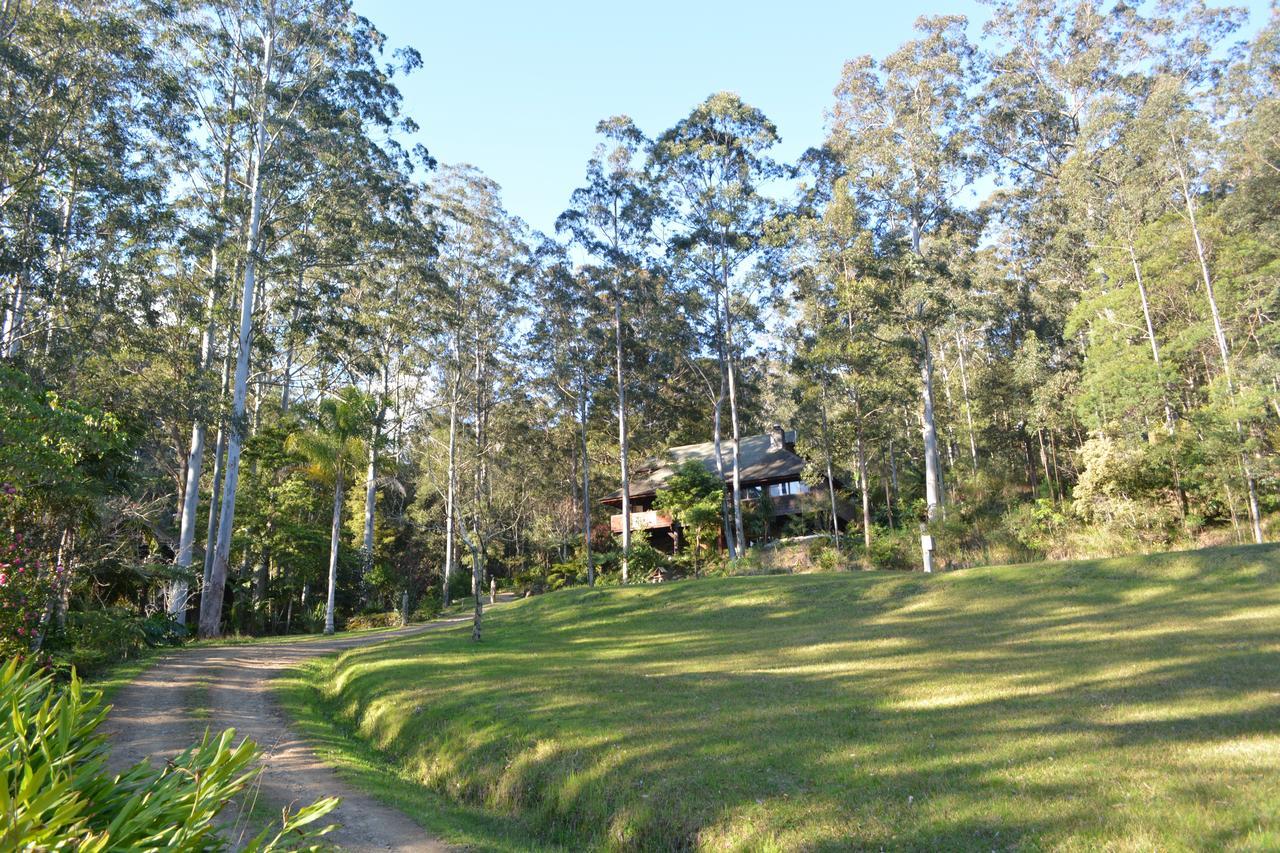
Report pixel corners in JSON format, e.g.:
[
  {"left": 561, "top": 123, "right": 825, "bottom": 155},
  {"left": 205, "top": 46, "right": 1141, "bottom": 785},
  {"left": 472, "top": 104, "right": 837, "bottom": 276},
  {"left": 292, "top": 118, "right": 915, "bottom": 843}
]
[{"left": 601, "top": 425, "right": 855, "bottom": 551}]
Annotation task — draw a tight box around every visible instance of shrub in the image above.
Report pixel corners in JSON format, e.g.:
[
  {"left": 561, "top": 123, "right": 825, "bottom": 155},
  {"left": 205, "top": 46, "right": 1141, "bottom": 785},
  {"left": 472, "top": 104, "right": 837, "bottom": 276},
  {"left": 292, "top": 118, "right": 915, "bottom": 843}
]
[
  {"left": 815, "top": 546, "right": 843, "bottom": 573},
  {"left": 413, "top": 587, "right": 443, "bottom": 621},
  {"left": 141, "top": 611, "right": 189, "bottom": 647},
  {"left": 862, "top": 528, "right": 917, "bottom": 571},
  {"left": 344, "top": 611, "right": 403, "bottom": 631},
  {"left": 0, "top": 528, "right": 59, "bottom": 661},
  {"left": 546, "top": 560, "right": 587, "bottom": 590},
  {"left": 446, "top": 566, "right": 473, "bottom": 602},
  {"left": 0, "top": 658, "right": 337, "bottom": 850},
  {"left": 625, "top": 540, "right": 670, "bottom": 580}
]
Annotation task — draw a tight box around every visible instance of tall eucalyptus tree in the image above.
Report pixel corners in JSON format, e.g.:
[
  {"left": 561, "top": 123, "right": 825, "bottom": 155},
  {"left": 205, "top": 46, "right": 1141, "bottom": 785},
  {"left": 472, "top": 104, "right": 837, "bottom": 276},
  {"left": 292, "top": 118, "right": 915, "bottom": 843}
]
[
  {"left": 651, "top": 93, "right": 781, "bottom": 557},
  {"left": 829, "top": 16, "right": 984, "bottom": 523},
  {"left": 557, "top": 116, "right": 656, "bottom": 583}
]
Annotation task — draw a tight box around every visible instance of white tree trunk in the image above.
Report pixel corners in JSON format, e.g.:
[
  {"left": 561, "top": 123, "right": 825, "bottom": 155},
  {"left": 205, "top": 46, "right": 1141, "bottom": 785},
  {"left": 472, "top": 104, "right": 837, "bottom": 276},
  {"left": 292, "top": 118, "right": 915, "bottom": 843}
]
[
  {"left": 954, "top": 327, "right": 978, "bottom": 470},
  {"left": 919, "top": 331, "right": 943, "bottom": 521},
  {"left": 1176, "top": 161, "right": 1263, "bottom": 544},
  {"left": 2, "top": 270, "right": 27, "bottom": 359},
  {"left": 615, "top": 295, "right": 632, "bottom": 582},
  {"left": 199, "top": 11, "right": 275, "bottom": 638},
  {"left": 819, "top": 391, "right": 839, "bottom": 544},
  {"left": 723, "top": 287, "right": 746, "bottom": 553},
  {"left": 858, "top": 429, "right": 872, "bottom": 553},
  {"left": 712, "top": 371, "right": 736, "bottom": 558},
  {"left": 443, "top": 394, "right": 458, "bottom": 605},
  {"left": 324, "top": 467, "right": 344, "bottom": 635},
  {"left": 1128, "top": 244, "right": 1176, "bottom": 434},
  {"left": 170, "top": 142, "right": 234, "bottom": 623},
  {"left": 580, "top": 388, "right": 595, "bottom": 586}
]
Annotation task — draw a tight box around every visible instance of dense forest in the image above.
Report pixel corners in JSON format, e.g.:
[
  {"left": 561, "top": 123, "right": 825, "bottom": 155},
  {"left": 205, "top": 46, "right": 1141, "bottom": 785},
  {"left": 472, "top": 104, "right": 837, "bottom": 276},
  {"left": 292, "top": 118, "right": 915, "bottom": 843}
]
[{"left": 1, "top": 0, "right": 1277, "bottom": 665}]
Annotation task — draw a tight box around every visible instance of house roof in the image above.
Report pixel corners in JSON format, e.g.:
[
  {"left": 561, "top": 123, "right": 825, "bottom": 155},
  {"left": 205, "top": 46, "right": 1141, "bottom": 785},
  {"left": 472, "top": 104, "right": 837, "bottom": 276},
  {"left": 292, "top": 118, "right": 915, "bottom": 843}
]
[{"left": 603, "top": 430, "right": 804, "bottom": 503}]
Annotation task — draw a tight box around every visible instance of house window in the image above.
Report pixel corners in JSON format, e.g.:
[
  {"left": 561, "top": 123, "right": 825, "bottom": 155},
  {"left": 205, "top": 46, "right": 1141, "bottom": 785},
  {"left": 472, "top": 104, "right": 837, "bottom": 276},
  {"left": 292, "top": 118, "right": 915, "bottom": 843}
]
[{"left": 768, "top": 480, "right": 810, "bottom": 497}]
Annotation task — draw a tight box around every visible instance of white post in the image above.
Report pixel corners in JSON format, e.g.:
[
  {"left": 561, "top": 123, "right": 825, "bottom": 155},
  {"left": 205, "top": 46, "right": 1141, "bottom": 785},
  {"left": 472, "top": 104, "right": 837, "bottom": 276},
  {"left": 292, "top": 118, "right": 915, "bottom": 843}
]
[{"left": 920, "top": 523, "right": 934, "bottom": 574}]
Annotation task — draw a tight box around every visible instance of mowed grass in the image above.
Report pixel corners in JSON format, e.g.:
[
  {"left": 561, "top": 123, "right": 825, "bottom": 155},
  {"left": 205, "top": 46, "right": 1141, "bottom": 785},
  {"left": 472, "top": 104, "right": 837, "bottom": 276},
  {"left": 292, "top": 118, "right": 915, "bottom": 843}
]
[{"left": 285, "top": 545, "right": 1280, "bottom": 851}]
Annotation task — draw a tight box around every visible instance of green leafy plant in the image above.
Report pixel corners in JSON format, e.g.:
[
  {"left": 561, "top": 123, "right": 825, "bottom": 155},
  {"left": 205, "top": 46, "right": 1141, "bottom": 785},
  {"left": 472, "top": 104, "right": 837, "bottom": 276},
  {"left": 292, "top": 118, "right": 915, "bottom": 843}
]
[
  {"left": 654, "top": 461, "right": 725, "bottom": 576},
  {"left": 0, "top": 515, "right": 57, "bottom": 661},
  {"left": 0, "top": 659, "right": 338, "bottom": 850}
]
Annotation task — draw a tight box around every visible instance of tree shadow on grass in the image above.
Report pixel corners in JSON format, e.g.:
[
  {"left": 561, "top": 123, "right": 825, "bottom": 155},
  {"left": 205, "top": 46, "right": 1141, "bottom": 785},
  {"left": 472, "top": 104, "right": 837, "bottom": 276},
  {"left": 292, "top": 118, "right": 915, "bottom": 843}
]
[{"left": 289, "top": 544, "right": 1280, "bottom": 850}]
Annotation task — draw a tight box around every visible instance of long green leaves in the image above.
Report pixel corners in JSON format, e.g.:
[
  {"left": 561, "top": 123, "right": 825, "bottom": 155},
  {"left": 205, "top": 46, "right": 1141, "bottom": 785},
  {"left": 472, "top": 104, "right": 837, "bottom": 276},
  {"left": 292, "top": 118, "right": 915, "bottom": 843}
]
[{"left": 0, "top": 659, "right": 338, "bottom": 851}]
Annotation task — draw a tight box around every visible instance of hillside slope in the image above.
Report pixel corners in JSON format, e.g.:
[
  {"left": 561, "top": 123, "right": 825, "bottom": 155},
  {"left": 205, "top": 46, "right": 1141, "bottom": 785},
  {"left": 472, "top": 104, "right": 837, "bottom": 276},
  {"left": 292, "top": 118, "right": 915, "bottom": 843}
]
[{"left": 290, "top": 546, "right": 1280, "bottom": 851}]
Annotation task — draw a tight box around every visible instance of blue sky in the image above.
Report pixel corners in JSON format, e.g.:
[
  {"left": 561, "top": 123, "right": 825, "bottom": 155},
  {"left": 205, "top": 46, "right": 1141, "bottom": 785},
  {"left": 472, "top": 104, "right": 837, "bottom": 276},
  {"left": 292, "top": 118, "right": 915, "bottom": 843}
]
[{"left": 356, "top": 0, "right": 1273, "bottom": 237}]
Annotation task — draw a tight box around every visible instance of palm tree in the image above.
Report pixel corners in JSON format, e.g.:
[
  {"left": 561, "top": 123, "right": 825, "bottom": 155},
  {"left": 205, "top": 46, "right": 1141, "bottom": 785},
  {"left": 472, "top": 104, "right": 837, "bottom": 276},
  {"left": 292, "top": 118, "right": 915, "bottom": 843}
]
[{"left": 286, "top": 388, "right": 372, "bottom": 634}]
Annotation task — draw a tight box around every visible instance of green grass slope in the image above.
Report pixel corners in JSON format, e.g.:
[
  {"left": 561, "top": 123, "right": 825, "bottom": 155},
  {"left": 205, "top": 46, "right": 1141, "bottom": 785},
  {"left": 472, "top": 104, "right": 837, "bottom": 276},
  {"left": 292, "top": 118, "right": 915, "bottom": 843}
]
[{"left": 285, "top": 545, "right": 1280, "bottom": 851}]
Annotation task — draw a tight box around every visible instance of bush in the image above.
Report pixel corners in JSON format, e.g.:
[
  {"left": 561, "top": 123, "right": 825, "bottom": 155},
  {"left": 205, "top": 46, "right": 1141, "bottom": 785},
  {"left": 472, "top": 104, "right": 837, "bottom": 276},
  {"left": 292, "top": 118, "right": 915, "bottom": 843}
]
[
  {"left": 0, "top": 659, "right": 337, "bottom": 850},
  {"left": 1002, "top": 498, "right": 1065, "bottom": 557},
  {"left": 141, "top": 611, "right": 189, "bottom": 647},
  {"left": 413, "top": 587, "right": 443, "bottom": 621},
  {"left": 624, "top": 540, "right": 670, "bottom": 580},
  {"left": 861, "top": 528, "right": 918, "bottom": 571},
  {"left": 58, "top": 608, "right": 148, "bottom": 674},
  {"left": 546, "top": 560, "right": 587, "bottom": 590},
  {"left": 815, "top": 546, "right": 843, "bottom": 572},
  {"left": 446, "top": 566, "right": 473, "bottom": 602},
  {"left": 0, "top": 527, "right": 59, "bottom": 660},
  {"left": 344, "top": 611, "right": 403, "bottom": 631}
]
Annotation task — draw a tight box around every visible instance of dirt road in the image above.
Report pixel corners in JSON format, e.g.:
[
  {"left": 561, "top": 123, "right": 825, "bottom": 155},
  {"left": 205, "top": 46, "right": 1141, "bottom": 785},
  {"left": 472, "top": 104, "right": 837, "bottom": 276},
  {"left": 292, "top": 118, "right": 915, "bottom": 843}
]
[{"left": 102, "top": 605, "right": 499, "bottom": 851}]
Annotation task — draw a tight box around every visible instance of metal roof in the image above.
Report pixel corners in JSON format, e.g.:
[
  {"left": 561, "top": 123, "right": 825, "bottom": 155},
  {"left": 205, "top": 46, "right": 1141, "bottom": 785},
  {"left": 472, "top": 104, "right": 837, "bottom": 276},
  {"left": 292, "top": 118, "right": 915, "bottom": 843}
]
[{"left": 603, "top": 430, "right": 804, "bottom": 503}]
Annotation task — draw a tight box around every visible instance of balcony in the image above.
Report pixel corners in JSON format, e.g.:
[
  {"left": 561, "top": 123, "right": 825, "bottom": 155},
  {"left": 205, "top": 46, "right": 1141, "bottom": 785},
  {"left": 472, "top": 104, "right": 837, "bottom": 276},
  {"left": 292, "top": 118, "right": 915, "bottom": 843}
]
[{"left": 609, "top": 509, "right": 675, "bottom": 534}]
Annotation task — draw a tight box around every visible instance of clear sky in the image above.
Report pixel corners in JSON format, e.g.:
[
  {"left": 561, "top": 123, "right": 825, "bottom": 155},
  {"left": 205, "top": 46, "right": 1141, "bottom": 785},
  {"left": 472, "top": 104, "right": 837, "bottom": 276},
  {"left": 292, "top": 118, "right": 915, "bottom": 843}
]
[{"left": 354, "top": 0, "right": 1274, "bottom": 237}]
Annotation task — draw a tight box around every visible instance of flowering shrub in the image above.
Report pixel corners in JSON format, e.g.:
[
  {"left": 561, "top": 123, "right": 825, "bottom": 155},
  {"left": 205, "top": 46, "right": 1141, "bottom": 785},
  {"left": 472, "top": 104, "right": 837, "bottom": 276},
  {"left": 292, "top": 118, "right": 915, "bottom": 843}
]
[{"left": 0, "top": 487, "right": 59, "bottom": 661}]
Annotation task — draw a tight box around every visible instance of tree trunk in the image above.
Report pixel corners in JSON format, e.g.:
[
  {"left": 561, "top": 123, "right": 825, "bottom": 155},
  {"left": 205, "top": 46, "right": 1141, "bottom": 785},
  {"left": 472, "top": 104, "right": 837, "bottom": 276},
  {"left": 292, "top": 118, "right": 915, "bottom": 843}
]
[
  {"left": 919, "top": 331, "right": 943, "bottom": 521},
  {"left": 1038, "top": 428, "right": 1056, "bottom": 504},
  {"left": 169, "top": 202, "right": 229, "bottom": 622},
  {"left": 614, "top": 295, "right": 632, "bottom": 582},
  {"left": 254, "top": 546, "right": 270, "bottom": 626},
  {"left": 443, "top": 394, "right": 458, "bottom": 605},
  {"left": 580, "top": 389, "right": 595, "bottom": 586},
  {"left": 712, "top": 365, "right": 736, "bottom": 558},
  {"left": 1175, "top": 159, "right": 1263, "bottom": 544},
  {"left": 1128, "top": 243, "right": 1176, "bottom": 434},
  {"left": 2, "top": 265, "right": 28, "bottom": 359},
  {"left": 361, "top": 383, "right": 385, "bottom": 594},
  {"left": 324, "top": 467, "right": 344, "bottom": 635},
  {"left": 200, "top": 11, "right": 275, "bottom": 639},
  {"left": 722, "top": 286, "right": 746, "bottom": 554},
  {"left": 954, "top": 327, "right": 978, "bottom": 471},
  {"left": 888, "top": 438, "right": 900, "bottom": 520},
  {"left": 858, "top": 429, "right": 871, "bottom": 555},
  {"left": 458, "top": 521, "right": 484, "bottom": 641},
  {"left": 819, "top": 390, "right": 839, "bottom": 545},
  {"left": 171, "top": 79, "right": 238, "bottom": 612}
]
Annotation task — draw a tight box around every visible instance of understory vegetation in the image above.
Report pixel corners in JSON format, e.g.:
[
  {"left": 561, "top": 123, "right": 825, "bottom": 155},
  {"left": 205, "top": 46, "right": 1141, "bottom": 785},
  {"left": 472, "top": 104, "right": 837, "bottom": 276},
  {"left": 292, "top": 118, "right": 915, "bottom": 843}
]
[
  {"left": 0, "top": 660, "right": 336, "bottom": 850},
  {"left": 289, "top": 544, "right": 1280, "bottom": 851}
]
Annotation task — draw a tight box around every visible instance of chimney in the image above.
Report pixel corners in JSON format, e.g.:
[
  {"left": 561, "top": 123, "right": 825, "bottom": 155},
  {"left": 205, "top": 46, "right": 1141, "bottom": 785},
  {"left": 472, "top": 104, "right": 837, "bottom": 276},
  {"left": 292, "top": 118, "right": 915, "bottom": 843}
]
[{"left": 769, "top": 423, "right": 785, "bottom": 451}]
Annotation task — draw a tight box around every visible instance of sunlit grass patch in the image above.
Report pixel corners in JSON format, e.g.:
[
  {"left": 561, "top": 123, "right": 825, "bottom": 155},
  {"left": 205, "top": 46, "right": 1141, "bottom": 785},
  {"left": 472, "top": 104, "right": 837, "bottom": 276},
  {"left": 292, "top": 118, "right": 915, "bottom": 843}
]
[{"left": 287, "top": 543, "right": 1280, "bottom": 850}]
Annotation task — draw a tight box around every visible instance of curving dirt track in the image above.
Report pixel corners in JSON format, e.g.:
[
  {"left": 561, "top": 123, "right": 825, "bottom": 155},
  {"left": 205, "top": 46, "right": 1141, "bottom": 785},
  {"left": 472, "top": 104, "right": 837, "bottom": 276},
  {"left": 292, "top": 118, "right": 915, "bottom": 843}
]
[{"left": 101, "top": 604, "right": 504, "bottom": 851}]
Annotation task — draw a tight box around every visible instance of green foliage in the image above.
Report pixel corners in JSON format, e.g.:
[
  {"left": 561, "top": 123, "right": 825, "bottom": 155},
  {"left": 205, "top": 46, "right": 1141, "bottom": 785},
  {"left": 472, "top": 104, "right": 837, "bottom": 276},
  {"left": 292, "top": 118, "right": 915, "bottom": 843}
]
[
  {"left": 622, "top": 540, "right": 668, "bottom": 580},
  {"left": 345, "top": 611, "right": 406, "bottom": 631},
  {"left": 0, "top": 659, "right": 337, "bottom": 850},
  {"left": 0, "top": 369, "right": 130, "bottom": 531},
  {"left": 0, "top": 520, "right": 58, "bottom": 660},
  {"left": 654, "top": 461, "right": 724, "bottom": 572},
  {"left": 1002, "top": 498, "right": 1069, "bottom": 556}
]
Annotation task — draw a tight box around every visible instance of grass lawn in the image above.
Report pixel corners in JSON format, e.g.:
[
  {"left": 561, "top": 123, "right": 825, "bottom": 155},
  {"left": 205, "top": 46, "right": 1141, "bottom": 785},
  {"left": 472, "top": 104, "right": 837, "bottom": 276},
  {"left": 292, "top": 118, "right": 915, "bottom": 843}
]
[{"left": 283, "top": 544, "right": 1280, "bottom": 851}]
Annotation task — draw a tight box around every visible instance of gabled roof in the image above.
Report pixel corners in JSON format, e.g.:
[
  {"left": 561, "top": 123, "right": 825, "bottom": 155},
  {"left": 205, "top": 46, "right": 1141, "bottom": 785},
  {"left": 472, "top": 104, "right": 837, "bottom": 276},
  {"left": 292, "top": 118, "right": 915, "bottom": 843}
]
[{"left": 603, "top": 430, "right": 804, "bottom": 503}]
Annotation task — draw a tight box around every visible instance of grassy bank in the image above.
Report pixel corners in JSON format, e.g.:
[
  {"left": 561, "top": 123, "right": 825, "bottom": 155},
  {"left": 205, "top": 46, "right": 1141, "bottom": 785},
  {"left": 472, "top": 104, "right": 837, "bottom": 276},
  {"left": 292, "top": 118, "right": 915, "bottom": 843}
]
[{"left": 285, "top": 545, "right": 1280, "bottom": 850}]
